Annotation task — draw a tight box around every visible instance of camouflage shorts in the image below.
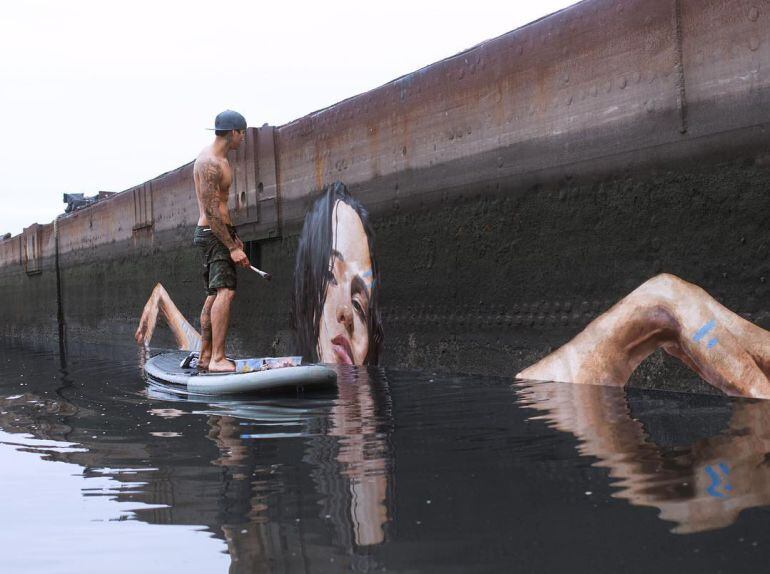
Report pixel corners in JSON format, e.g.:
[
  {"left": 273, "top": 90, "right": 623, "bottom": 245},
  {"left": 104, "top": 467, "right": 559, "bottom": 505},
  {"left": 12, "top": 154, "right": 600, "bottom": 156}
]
[{"left": 193, "top": 226, "right": 238, "bottom": 296}]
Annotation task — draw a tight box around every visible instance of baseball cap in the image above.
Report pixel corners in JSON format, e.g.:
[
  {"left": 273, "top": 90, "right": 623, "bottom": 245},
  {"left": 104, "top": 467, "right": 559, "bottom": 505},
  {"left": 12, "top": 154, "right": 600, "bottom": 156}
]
[{"left": 209, "top": 110, "right": 247, "bottom": 131}]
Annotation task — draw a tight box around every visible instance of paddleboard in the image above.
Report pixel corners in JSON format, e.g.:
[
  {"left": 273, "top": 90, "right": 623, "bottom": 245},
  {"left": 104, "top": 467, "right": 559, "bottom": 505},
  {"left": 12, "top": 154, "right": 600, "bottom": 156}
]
[{"left": 144, "top": 351, "right": 337, "bottom": 394}]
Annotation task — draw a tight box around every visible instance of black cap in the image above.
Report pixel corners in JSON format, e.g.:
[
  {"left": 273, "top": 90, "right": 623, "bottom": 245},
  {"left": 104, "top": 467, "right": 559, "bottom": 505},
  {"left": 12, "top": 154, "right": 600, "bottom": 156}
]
[{"left": 209, "top": 110, "right": 247, "bottom": 131}]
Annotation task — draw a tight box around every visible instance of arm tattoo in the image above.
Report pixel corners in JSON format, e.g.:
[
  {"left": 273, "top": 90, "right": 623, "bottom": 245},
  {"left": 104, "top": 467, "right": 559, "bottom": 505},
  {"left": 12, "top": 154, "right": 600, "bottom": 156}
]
[{"left": 199, "top": 159, "right": 237, "bottom": 251}]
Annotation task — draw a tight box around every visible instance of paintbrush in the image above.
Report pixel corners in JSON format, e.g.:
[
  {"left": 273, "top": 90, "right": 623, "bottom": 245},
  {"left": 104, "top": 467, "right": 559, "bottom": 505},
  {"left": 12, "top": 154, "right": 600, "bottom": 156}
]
[{"left": 249, "top": 265, "right": 272, "bottom": 281}]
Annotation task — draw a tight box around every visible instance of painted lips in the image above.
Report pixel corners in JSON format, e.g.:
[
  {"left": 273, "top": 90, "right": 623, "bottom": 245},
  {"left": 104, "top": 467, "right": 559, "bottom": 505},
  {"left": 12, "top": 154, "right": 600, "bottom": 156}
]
[{"left": 331, "top": 334, "right": 354, "bottom": 365}]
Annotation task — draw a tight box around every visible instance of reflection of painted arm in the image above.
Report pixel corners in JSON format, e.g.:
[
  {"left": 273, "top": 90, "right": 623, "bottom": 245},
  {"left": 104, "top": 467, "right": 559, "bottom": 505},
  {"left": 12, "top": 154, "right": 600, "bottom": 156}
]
[
  {"left": 518, "top": 273, "right": 770, "bottom": 398},
  {"left": 518, "top": 381, "right": 770, "bottom": 533},
  {"left": 134, "top": 283, "right": 202, "bottom": 351}
]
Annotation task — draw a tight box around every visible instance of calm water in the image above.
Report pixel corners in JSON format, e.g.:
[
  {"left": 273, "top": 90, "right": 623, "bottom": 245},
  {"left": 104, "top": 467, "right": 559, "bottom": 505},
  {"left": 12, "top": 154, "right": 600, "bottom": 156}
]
[{"left": 2, "top": 342, "right": 770, "bottom": 573}]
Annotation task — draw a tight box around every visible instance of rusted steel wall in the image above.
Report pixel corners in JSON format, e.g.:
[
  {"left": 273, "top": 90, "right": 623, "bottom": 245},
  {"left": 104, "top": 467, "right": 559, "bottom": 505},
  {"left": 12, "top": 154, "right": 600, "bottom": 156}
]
[
  {"left": 0, "top": 222, "right": 58, "bottom": 342},
  {"left": 683, "top": 0, "right": 768, "bottom": 136},
  {"left": 274, "top": 0, "right": 768, "bottom": 222},
  {"left": 0, "top": 0, "right": 769, "bottom": 382},
  {"left": 0, "top": 235, "right": 22, "bottom": 269},
  {"left": 1, "top": 0, "right": 766, "bottom": 264},
  {"left": 276, "top": 0, "right": 683, "bottom": 204}
]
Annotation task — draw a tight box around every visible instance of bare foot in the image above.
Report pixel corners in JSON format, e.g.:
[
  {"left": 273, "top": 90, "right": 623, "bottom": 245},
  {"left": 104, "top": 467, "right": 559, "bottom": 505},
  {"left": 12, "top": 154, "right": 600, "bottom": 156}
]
[
  {"left": 208, "top": 358, "right": 236, "bottom": 373},
  {"left": 197, "top": 353, "right": 212, "bottom": 372}
]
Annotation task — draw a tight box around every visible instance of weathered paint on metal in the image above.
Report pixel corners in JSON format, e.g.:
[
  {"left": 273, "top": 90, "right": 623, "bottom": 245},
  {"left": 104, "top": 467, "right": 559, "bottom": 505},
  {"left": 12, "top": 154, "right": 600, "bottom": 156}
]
[
  {"left": 1, "top": 0, "right": 769, "bottom": 384},
  {"left": 2, "top": 0, "right": 768, "bottom": 267}
]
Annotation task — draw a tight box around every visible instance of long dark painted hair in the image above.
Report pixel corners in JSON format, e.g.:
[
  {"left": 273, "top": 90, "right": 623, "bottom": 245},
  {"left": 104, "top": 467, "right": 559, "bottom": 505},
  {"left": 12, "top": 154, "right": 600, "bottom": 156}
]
[{"left": 292, "top": 181, "right": 383, "bottom": 365}]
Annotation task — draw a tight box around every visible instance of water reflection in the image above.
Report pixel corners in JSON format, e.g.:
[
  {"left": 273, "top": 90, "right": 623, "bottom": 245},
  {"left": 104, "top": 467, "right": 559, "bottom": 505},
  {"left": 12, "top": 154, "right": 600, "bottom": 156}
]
[
  {"left": 0, "top": 344, "right": 394, "bottom": 571},
  {"left": 516, "top": 380, "right": 770, "bottom": 533},
  {"left": 311, "top": 367, "right": 392, "bottom": 547},
  {"left": 147, "top": 364, "right": 393, "bottom": 543},
  {"left": 201, "top": 366, "right": 392, "bottom": 572},
  {"left": 10, "top": 342, "right": 770, "bottom": 571}
]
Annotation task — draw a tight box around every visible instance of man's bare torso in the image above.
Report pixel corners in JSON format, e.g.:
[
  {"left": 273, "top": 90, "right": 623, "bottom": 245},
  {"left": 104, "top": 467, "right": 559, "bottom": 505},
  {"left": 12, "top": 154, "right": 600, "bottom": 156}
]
[{"left": 193, "top": 147, "right": 232, "bottom": 227}]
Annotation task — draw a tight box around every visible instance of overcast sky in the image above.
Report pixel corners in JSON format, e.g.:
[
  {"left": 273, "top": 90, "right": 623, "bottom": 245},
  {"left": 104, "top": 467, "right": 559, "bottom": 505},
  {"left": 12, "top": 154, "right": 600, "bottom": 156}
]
[{"left": 0, "top": 0, "right": 579, "bottom": 235}]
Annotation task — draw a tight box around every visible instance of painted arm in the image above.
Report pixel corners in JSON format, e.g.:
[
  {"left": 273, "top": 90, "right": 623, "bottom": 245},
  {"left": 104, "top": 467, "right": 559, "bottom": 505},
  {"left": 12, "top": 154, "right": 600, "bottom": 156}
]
[
  {"left": 518, "top": 273, "right": 770, "bottom": 398},
  {"left": 134, "top": 283, "right": 201, "bottom": 351}
]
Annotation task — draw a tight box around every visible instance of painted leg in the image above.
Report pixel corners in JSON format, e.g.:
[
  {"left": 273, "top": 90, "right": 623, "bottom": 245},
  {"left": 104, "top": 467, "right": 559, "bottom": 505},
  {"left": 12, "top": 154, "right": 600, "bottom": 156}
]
[
  {"left": 135, "top": 283, "right": 201, "bottom": 351},
  {"left": 198, "top": 295, "right": 215, "bottom": 370},
  {"left": 209, "top": 288, "right": 236, "bottom": 373}
]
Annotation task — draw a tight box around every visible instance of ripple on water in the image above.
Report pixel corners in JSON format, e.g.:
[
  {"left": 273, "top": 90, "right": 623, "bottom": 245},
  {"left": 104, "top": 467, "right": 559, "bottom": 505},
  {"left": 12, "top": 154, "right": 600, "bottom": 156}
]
[{"left": 3, "top": 341, "right": 770, "bottom": 572}]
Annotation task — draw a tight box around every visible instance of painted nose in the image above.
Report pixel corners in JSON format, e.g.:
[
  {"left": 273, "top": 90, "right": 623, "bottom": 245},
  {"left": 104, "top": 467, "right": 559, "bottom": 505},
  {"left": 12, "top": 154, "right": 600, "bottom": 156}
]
[{"left": 336, "top": 303, "right": 354, "bottom": 331}]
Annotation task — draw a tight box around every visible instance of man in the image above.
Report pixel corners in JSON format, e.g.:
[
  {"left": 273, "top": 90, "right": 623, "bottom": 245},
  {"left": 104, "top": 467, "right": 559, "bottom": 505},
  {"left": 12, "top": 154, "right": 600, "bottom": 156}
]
[{"left": 192, "top": 110, "right": 250, "bottom": 372}]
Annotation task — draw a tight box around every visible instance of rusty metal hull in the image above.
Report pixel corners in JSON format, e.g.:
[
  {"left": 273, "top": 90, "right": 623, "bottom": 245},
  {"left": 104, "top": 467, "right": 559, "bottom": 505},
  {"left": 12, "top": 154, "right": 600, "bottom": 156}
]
[{"left": 2, "top": 0, "right": 770, "bottom": 387}]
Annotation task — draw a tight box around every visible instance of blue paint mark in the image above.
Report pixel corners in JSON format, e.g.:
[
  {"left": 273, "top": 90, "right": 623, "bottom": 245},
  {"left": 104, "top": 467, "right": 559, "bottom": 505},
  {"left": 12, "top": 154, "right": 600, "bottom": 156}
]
[
  {"left": 705, "top": 462, "right": 731, "bottom": 498},
  {"left": 360, "top": 270, "right": 373, "bottom": 278},
  {"left": 693, "top": 320, "right": 716, "bottom": 343},
  {"left": 705, "top": 465, "right": 725, "bottom": 498},
  {"left": 707, "top": 337, "right": 719, "bottom": 349}
]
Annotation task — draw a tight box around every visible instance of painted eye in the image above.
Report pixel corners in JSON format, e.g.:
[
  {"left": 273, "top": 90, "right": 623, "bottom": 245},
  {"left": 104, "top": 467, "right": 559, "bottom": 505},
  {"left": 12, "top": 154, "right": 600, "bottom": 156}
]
[{"left": 352, "top": 298, "right": 366, "bottom": 322}]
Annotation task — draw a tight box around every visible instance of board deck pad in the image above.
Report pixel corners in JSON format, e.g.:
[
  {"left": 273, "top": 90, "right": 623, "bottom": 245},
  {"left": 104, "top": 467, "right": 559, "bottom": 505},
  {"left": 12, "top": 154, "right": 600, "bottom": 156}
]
[
  {"left": 233, "top": 356, "right": 302, "bottom": 374},
  {"left": 145, "top": 351, "right": 337, "bottom": 395},
  {"left": 178, "top": 352, "right": 303, "bottom": 374}
]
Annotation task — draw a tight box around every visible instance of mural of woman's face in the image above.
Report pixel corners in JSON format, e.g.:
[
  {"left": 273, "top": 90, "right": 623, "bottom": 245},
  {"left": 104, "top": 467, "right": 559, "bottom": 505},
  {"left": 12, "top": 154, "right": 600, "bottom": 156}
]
[{"left": 317, "top": 200, "right": 373, "bottom": 365}]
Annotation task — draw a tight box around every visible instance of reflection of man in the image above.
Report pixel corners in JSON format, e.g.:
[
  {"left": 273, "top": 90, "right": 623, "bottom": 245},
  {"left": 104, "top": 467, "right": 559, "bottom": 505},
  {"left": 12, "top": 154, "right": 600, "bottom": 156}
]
[{"left": 192, "top": 110, "right": 250, "bottom": 372}]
